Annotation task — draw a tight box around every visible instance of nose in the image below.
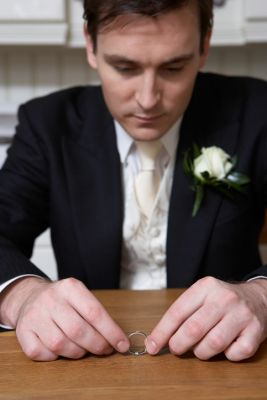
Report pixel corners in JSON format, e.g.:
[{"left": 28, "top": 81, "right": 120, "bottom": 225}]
[{"left": 135, "top": 71, "right": 161, "bottom": 111}]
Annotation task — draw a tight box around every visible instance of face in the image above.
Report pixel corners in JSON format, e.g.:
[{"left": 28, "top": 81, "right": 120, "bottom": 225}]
[{"left": 85, "top": 5, "right": 211, "bottom": 141}]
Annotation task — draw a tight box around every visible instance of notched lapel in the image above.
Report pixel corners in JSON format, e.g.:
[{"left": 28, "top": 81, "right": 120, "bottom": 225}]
[
  {"left": 62, "top": 89, "right": 123, "bottom": 289},
  {"left": 167, "top": 74, "right": 242, "bottom": 287}
]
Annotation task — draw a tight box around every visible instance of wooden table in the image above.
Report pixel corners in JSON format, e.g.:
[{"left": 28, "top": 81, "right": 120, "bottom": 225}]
[{"left": 1, "top": 289, "right": 267, "bottom": 400}]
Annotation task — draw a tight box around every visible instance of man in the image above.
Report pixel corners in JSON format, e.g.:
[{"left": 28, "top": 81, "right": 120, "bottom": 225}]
[{"left": 0, "top": 0, "right": 267, "bottom": 362}]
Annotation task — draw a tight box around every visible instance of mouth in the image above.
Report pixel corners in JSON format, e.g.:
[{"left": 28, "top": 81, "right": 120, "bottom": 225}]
[{"left": 134, "top": 114, "right": 163, "bottom": 123}]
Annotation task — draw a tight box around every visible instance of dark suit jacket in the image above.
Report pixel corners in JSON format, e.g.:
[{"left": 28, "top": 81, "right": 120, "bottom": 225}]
[{"left": 0, "top": 72, "right": 267, "bottom": 289}]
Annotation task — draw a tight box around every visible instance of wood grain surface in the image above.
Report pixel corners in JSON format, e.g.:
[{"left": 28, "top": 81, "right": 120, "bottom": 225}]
[{"left": 1, "top": 289, "right": 267, "bottom": 400}]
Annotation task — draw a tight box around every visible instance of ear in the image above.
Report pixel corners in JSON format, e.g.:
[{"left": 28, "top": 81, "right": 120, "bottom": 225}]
[
  {"left": 199, "top": 29, "right": 212, "bottom": 69},
  {"left": 84, "top": 24, "right": 98, "bottom": 69}
]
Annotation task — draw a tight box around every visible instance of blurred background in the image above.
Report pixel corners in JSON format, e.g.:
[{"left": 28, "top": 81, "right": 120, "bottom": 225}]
[{"left": 0, "top": 0, "right": 267, "bottom": 278}]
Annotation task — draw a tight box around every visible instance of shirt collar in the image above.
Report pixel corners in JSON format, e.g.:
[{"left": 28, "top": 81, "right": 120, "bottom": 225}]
[{"left": 114, "top": 117, "right": 183, "bottom": 164}]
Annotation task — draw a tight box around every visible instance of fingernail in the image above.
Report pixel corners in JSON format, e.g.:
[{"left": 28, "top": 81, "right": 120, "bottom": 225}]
[
  {"left": 117, "top": 340, "right": 129, "bottom": 353},
  {"left": 145, "top": 337, "right": 158, "bottom": 354}
]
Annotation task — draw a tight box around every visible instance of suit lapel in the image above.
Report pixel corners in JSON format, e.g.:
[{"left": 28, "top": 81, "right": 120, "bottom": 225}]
[
  {"left": 166, "top": 74, "right": 242, "bottom": 287},
  {"left": 62, "top": 87, "right": 123, "bottom": 289}
]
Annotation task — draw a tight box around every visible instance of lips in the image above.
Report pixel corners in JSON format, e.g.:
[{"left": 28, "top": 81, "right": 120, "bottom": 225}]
[{"left": 134, "top": 115, "right": 162, "bottom": 122}]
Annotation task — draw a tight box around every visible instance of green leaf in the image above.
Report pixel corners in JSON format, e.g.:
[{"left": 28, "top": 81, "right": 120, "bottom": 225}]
[
  {"left": 192, "top": 143, "right": 201, "bottom": 158},
  {"left": 227, "top": 172, "right": 250, "bottom": 185},
  {"left": 182, "top": 150, "right": 193, "bottom": 176},
  {"left": 220, "top": 179, "right": 245, "bottom": 192},
  {"left": 192, "top": 185, "right": 204, "bottom": 217},
  {"left": 231, "top": 155, "right": 238, "bottom": 169}
]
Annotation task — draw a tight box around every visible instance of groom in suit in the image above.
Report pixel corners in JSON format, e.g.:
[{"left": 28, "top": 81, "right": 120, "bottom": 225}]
[{"left": 0, "top": 0, "right": 267, "bottom": 362}]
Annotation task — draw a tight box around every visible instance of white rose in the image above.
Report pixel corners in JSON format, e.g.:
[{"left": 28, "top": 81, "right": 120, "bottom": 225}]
[{"left": 193, "top": 146, "right": 233, "bottom": 181}]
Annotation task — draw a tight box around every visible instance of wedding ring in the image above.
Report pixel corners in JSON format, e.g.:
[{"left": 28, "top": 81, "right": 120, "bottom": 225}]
[{"left": 128, "top": 331, "right": 147, "bottom": 356}]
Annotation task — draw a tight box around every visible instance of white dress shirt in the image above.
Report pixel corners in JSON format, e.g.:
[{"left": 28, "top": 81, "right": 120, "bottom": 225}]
[{"left": 115, "top": 119, "right": 181, "bottom": 289}]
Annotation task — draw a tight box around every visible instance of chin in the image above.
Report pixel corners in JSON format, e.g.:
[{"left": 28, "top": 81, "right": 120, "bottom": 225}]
[{"left": 128, "top": 128, "right": 167, "bottom": 142}]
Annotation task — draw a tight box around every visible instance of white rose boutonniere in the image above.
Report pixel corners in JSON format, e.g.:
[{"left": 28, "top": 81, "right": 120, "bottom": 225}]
[
  {"left": 183, "top": 144, "right": 250, "bottom": 217},
  {"left": 194, "top": 146, "right": 233, "bottom": 181}
]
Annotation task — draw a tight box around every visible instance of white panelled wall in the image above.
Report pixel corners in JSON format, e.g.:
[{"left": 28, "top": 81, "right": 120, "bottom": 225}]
[
  {"left": 0, "top": 47, "right": 99, "bottom": 113},
  {"left": 0, "top": 43, "right": 267, "bottom": 279}
]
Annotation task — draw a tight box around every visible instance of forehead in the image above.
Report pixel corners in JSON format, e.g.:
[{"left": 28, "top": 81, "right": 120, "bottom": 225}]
[{"left": 95, "top": 6, "right": 201, "bottom": 59}]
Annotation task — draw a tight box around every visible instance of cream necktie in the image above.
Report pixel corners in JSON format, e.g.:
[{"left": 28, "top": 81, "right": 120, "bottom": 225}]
[{"left": 135, "top": 140, "right": 162, "bottom": 218}]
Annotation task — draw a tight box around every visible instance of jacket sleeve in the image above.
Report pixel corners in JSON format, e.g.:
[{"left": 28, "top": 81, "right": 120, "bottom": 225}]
[
  {"left": 0, "top": 104, "right": 51, "bottom": 284},
  {"left": 244, "top": 119, "right": 267, "bottom": 281}
]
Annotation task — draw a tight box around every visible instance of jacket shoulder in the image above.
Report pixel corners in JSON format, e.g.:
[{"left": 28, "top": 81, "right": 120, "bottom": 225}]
[
  {"left": 16, "top": 85, "right": 108, "bottom": 143},
  {"left": 21, "top": 85, "right": 103, "bottom": 115},
  {"left": 197, "top": 72, "right": 267, "bottom": 97},
  {"left": 195, "top": 72, "right": 267, "bottom": 120}
]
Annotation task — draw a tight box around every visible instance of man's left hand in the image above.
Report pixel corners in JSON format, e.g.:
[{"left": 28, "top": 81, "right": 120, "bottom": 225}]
[{"left": 145, "top": 277, "right": 267, "bottom": 361}]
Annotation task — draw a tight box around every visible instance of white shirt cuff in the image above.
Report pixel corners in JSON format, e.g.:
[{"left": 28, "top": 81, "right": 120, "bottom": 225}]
[{"left": 247, "top": 276, "right": 267, "bottom": 282}]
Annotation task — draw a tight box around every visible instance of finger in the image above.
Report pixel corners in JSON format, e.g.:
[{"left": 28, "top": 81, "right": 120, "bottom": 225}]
[
  {"left": 16, "top": 329, "right": 58, "bottom": 361},
  {"left": 168, "top": 302, "right": 224, "bottom": 356},
  {"left": 36, "top": 319, "right": 87, "bottom": 359},
  {"left": 224, "top": 324, "right": 263, "bottom": 362},
  {"left": 192, "top": 313, "right": 243, "bottom": 360},
  {"left": 68, "top": 281, "right": 129, "bottom": 353},
  {"left": 146, "top": 284, "right": 207, "bottom": 354},
  {"left": 53, "top": 303, "right": 113, "bottom": 355}
]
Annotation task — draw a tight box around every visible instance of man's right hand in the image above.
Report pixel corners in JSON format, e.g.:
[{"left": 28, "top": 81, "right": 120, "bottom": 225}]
[{"left": 0, "top": 277, "right": 130, "bottom": 361}]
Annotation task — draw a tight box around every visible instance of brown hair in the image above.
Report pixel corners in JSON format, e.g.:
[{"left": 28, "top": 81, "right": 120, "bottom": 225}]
[{"left": 83, "top": 0, "right": 213, "bottom": 52}]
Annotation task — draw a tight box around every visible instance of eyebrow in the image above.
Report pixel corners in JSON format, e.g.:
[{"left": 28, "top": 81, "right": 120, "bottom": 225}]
[{"left": 103, "top": 53, "right": 194, "bottom": 66}]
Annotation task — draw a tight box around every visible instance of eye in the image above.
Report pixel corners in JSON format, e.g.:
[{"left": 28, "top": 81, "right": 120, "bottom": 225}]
[
  {"left": 164, "top": 65, "right": 184, "bottom": 73},
  {"left": 114, "top": 65, "right": 138, "bottom": 74}
]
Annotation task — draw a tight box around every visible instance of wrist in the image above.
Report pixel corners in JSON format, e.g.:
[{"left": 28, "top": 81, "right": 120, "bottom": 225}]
[
  {"left": 247, "top": 279, "right": 267, "bottom": 309},
  {"left": 0, "top": 277, "right": 50, "bottom": 328}
]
